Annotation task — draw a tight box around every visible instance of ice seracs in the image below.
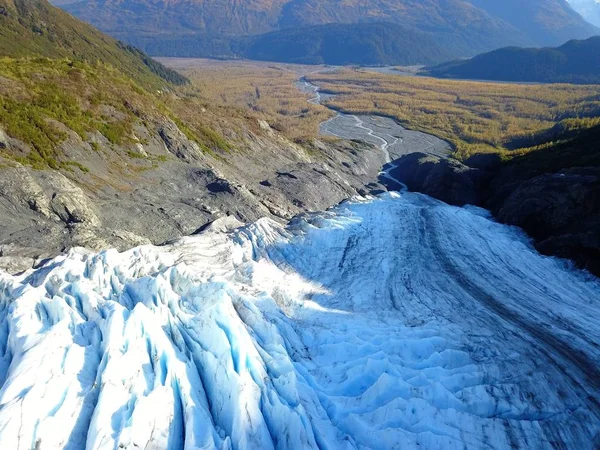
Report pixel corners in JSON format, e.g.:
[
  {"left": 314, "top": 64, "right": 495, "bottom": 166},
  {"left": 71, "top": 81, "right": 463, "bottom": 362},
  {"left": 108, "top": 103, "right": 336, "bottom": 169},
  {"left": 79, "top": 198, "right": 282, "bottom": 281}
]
[{"left": 0, "top": 192, "right": 599, "bottom": 449}]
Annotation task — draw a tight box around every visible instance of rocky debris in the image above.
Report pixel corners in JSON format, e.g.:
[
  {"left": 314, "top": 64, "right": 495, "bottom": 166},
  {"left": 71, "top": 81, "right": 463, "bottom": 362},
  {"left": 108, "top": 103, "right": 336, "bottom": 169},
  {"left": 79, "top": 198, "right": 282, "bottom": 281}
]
[
  {"left": 158, "top": 119, "right": 203, "bottom": 161},
  {"left": 0, "top": 255, "right": 34, "bottom": 274},
  {"left": 258, "top": 163, "right": 359, "bottom": 212},
  {"left": 360, "top": 182, "right": 387, "bottom": 196},
  {"left": 0, "top": 118, "right": 387, "bottom": 274},
  {"left": 389, "top": 152, "right": 486, "bottom": 206},
  {"left": 0, "top": 243, "right": 54, "bottom": 274},
  {"left": 108, "top": 230, "right": 153, "bottom": 248},
  {"left": 0, "top": 166, "right": 52, "bottom": 217},
  {"left": 193, "top": 215, "right": 244, "bottom": 234},
  {"left": 46, "top": 173, "right": 100, "bottom": 226}
]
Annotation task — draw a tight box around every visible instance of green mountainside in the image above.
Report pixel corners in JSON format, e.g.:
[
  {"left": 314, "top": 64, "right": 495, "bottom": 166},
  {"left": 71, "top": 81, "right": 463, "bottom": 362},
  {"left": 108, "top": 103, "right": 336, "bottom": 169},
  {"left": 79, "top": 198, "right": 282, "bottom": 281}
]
[
  {"left": 0, "top": 0, "right": 203, "bottom": 171},
  {"left": 0, "top": 0, "right": 187, "bottom": 88}
]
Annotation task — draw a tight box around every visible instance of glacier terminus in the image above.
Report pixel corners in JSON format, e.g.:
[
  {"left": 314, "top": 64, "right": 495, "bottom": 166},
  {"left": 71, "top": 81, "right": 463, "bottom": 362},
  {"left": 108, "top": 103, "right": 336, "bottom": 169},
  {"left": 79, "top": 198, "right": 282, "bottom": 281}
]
[{"left": 0, "top": 191, "right": 598, "bottom": 449}]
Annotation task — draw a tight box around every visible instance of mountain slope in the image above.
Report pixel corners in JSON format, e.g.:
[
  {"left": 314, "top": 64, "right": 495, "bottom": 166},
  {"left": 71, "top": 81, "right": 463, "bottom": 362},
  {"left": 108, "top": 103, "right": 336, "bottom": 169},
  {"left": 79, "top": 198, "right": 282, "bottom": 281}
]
[
  {"left": 130, "top": 22, "right": 455, "bottom": 66},
  {"left": 0, "top": 0, "right": 187, "bottom": 87},
  {"left": 0, "top": 0, "right": 393, "bottom": 272},
  {"left": 425, "top": 36, "right": 600, "bottom": 83},
  {"left": 60, "top": 0, "right": 598, "bottom": 58},
  {"left": 467, "top": 0, "right": 599, "bottom": 46},
  {"left": 64, "top": 0, "right": 289, "bottom": 36},
  {"left": 245, "top": 23, "right": 451, "bottom": 65}
]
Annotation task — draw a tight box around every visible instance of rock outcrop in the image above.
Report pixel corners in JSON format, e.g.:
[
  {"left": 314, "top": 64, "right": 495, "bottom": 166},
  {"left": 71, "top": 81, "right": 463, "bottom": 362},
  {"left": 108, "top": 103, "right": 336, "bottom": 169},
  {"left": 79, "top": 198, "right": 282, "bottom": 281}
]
[
  {"left": 389, "top": 152, "right": 486, "bottom": 206},
  {"left": 493, "top": 168, "right": 600, "bottom": 275},
  {"left": 0, "top": 127, "right": 8, "bottom": 149}
]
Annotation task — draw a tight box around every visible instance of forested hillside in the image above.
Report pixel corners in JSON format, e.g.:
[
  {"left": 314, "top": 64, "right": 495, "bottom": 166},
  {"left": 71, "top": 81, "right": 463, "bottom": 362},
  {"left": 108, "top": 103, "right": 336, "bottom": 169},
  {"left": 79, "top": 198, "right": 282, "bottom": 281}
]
[{"left": 426, "top": 36, "right": 600, "bottom": 84}]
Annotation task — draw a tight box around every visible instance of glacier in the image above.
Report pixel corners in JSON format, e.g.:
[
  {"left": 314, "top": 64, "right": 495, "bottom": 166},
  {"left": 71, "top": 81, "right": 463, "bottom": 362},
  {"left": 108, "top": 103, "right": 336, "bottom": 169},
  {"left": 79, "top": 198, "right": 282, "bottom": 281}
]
[{"left": 0, "top": 191, "right": 599, "bottom": 449}]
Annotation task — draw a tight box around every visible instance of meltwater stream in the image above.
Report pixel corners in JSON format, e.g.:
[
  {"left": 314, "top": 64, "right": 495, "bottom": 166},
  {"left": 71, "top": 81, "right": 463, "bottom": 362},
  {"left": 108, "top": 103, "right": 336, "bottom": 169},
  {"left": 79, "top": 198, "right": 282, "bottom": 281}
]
[
  {"left": 0, "top": 82, "right": 598, "bottom": 450},
  {"left": 296, "top": 78, "right": 450, "bottom": 189},
  {"left": 297, "top": 78, "right": 450, "bottom": 161}
]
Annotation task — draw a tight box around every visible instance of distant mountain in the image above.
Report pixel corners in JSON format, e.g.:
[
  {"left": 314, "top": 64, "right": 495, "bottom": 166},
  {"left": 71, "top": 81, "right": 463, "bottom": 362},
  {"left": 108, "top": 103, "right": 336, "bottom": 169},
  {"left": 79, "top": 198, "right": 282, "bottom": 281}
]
[
  {"left": 0, "top": 0, "right": 187, "bottom": 87},
  {"left": 424, "top": 36, "right": 600, "bottom": 84},
  {"left": 58, "top": 0, "right": 599, "bottom": 60},
  {"left": 245, "top": 23, "right": 452, "bottom": 65},
  {"left": 467, "top": 0, "right": 598, "bottom": 46},
  {"left": 567, "top": 0, "right": 600, "bottom": 27},
  {"left": 130, "top": 22, "right": 455, "bottom": 66}
]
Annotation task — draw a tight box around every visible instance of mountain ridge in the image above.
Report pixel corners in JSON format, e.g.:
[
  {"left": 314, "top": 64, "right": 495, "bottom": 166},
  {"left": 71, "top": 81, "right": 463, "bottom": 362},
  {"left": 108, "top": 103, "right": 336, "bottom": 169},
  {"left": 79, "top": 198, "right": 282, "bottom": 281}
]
[
  {"left": 128, "top": 22, "right": 457, "bottom": 66},
  {"left": 567, "top": 0, "right": 600, "bottom": 27},
  {"left": 467, "top": 0, "right": 598, "bottom": 45},
  {"left": 425, "top": 36, "right": 600, "bottom": 84},
  {"left": 59, "top": 0, "right": 599, "bottom": 58}
]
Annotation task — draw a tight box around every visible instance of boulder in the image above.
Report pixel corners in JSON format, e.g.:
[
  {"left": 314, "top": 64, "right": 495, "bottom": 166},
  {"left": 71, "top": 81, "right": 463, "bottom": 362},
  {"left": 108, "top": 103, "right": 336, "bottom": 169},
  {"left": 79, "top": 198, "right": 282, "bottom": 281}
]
[{"left": 43, "top": 172, "right": 100, "bottom": 226}]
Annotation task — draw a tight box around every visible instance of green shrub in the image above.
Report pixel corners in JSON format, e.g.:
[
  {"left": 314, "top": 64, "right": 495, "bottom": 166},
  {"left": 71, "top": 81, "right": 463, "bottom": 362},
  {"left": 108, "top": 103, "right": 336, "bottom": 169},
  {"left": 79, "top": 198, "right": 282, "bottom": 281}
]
[{"left": 100, "top": 121, "right": 132, "bottom": 145}]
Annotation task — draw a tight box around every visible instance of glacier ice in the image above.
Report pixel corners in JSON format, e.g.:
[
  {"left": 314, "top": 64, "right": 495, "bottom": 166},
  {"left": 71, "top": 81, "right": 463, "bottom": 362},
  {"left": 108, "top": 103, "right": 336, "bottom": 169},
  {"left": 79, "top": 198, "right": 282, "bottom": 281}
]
[{"left": 0, "top": 192, "right": 599, "bottom": 449}]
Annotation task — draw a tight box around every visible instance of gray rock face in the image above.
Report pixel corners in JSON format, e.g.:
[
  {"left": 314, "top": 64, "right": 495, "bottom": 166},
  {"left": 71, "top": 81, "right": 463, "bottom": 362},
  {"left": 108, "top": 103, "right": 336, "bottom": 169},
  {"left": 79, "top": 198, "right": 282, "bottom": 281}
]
[
  {"left": 389, "top": 152, "right": 485, "bottom": 206},
  {"left": 46, "top": 173, "right": 100, "bottom": 226},
  {"left": 495, "top": 168, "right": 600, "bottom": 274},
  {"left": 0, "top": 166, "right": 52, "bottom": 217},
  {"left": 0, "top": 116, "right": 385, "bottom": 273},
  {"left": 0, "top": 255, "right": 36, "bottom": 275},
  {"left": 496, "top": 170, "right": 599, "bottom": 233},
  {"left": 158, "top": 120, "right": 203, "bottom": 161}
]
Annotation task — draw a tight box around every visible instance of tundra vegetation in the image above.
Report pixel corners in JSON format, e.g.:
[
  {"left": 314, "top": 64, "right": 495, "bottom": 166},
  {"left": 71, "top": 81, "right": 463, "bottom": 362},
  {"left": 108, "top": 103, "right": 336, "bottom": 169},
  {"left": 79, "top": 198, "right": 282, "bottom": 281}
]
[
  {"left": 0, "top": 57, "right": 232, "bottom": 169},
  {"left": 174, "top": 61, "right": 334, "bottom": 142}
]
